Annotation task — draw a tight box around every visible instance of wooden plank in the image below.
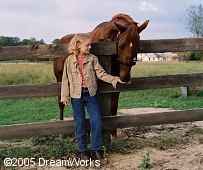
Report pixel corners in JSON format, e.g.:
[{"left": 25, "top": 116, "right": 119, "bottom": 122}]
[
  {"left": 106, "top": 108, "right": 203, "bottom": 129},
  {"left": 0, "top": 119, "right": 75, "bottom": 140},
  {"left": 139, "top": 38, "right": 203, "bottom": 53},
  {"left": 0, "top": 73, "right": 203, "bottom": 99},
  {"left": 90, "top": 41, "right": 117, "bottom": 56},
  {"left": 0, "top": 42, "right": 117, "bottom": 61},
  {"left": 1, "top": 108, "right": 203, "bottom": 140},
  {"left": 0, "top": 45, "right": 56, "bottom": 61},
  {"left": 119, "top": 73, "right": 203, "bottom": 91},
  {"left": 97, "top": 54, "right": 113, "bottom": 147},
  {"left": 0, "top": 38, "right": 203, "bottom": 61},
  {"left": 0, "top": 83, "right": 59, "bottom": 98}
]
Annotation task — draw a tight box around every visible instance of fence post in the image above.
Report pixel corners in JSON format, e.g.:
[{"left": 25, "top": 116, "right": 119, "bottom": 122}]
[
  {"left": 180, "top": 86, "right": 188, "bottom": 97},
  {"left": 97, "top": 54, "right": 113, "bottom": 150}
]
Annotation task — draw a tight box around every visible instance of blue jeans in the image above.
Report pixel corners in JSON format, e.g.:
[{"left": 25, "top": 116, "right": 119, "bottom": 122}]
[{"left": 71, "top": 89, "right": 103, "bottom": 152}]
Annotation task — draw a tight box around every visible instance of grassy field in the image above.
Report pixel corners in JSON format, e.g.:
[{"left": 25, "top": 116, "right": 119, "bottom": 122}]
[
  {"left": 132, "top": 61, "right": 203, "bottom": 77},
  {"left": 0, "top": 62, "right": 55, "bottom": 85},
  {"left": 0, "top": 61, "right": 203, "bottom": 125},
  {"left": 1, "top": 61, "right": 203, "bottom": 85}
]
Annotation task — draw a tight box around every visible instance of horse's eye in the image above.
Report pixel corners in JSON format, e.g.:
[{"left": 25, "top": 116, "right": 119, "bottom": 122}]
[{"left": 118, "top": 40, "right": 126, "bottom": 49}]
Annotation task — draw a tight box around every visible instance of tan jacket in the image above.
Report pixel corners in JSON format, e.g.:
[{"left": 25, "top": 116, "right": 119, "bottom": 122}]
[{"left": 60, "top": 53, "right": 116, "bottom": 104}]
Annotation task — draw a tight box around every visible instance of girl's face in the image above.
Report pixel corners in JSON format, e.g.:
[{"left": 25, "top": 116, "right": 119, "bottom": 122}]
[{"left": 78, "top": 39, "right": 91, "bottom": 54}]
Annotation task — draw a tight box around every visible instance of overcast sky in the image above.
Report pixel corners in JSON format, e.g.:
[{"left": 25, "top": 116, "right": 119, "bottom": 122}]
[{"left": 0, "top": 0, "right": 202, "bottom": 43}]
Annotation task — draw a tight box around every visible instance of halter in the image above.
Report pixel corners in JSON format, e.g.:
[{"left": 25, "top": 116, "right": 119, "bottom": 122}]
[
  {"left": 116, "top": 56, "right": 137, "bottom": 66},
  {"left": 114, "top": 26, "right": 139, "bottom": 67},
  {"left": 115, "top": 40, "right": 138, "bottom": 66}
]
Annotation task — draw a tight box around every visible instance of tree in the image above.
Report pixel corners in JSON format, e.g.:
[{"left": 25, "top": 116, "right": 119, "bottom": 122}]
[
  {"left": 20, "top": 38, "right": 46, "bottom": 45},
  {"left": 186, "top": 4, "right": 203, "bottom": 61},
  {"left": 39, "top": 39, "right": 45, "bottom": 44},
  {"left": 0, "top": 36, "right": 46, "bottom": 46},
  {"left": 186, "top": 4, "right": 203, "bottom": 37},
  {"left": 0, "top": 36, "right": 20, "bottom": 46},
  {"left": 52, "top": 39, "right": 60, "bottom": 45}
]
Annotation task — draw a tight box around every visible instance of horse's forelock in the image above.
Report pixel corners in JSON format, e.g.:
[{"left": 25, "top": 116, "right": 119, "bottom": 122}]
[{"left": 119, "top": 24, "right": 139, "bottom": 41}]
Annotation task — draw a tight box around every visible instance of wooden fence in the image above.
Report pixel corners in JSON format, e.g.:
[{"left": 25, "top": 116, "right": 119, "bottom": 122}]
[
  {"left": 0, "top": 73, "right": 203, "bottom": 99},
  {"left": 1, "top": 38, "right": 203, "bottom": 61},
  {"left": 0, "top": 38, "right": 203, "bottom": 140}
]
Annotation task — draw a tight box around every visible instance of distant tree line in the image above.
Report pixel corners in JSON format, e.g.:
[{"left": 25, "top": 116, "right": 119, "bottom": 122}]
[{"left": 0, "top": 36, "right": 45, "bottom": 46}]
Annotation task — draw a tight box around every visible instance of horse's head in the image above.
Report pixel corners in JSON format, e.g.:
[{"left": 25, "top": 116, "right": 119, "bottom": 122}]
[
  {"left": 90, "top": 13, "right": 149, "bottom": 82},
  {"left": 115, "top": 20, "right": 149, "bottom": 82}
]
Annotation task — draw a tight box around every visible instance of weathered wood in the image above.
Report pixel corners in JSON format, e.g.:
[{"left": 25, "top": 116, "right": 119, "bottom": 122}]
[
  {"left": 106, "top": 108, "right": 203, "bottom": 129},
  {"left": 0, "top": 38, "right": 203, "bottom": 61},
  {"left": 1, "top": 108, "right": 203, "bottom": 140},
  {"left": 90, "top": 41, "right": 117, "bottom": 56},
  {"left": 97, "top": 54, "right": 113, "bottom": 147},
  {"left": 0, "top": 45, "right": 56, "bottom": 61},
  {"left": 0, "top": 83, "right": 59, "bottom": 98},
  {"left": 122, "top": 73, "right": 203, "bottom": 91},
  {"left": 0, "top": 119, "right": 75, "bottom": 140},
  {"left": 139, "top": 38, "right": 203, "bottom": 53},
  {"left": 1, "top": 73, "right": 203, "bottom": 99},
  {"left": 0, "top": 42, "right": 117, "bottom": 61}
]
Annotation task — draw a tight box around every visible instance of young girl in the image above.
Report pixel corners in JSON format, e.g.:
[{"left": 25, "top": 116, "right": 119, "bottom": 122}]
[{"left": 60, "top": 34, "right": 124, "bottom": 160}]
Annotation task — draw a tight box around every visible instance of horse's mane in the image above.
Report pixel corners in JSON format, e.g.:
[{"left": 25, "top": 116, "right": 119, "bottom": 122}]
[
  {"left": 92, "top": 22, "right": 109, "bottom": 31},
  {"left": 111, "top": 13, "right": 138, "bottom": 25}
]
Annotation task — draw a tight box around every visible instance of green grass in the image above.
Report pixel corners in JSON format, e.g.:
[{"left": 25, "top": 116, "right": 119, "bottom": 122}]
[
  {"left": 0, "top": 61, "right": 203, "bottom": 125},
  {"left": 138, "top": 152, "right": 152, "bottom": 170},
  {"left": 0, "top": 62, "right": 54, "bottom": 85},
  {"left": 118, "top": 88, "right": 203, "bottom": 110},
  {"left": 0, "top": 97, "right": 73, "bottom": 125},
  {"left": 132, "top": 61, "right": 203, "bottom": 77},
  {"left": 0, "top": 88, "right": 203, "bottom": 125},
  {"left": 1, "top": 61, "right": 203, "bottom": 85},
  {"left": 0, "top": 135, "right": 77, "bottom": 166}
]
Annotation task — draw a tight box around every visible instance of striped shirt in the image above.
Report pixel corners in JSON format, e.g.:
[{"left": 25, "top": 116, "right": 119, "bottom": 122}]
[{"left": 77, "top": 55, "right": 86, "bottom": 87}]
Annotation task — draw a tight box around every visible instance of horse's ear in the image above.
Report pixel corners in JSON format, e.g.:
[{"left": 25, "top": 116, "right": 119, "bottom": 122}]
[{"left": 138, "top": 20, "right": 149, "bottom": 33}]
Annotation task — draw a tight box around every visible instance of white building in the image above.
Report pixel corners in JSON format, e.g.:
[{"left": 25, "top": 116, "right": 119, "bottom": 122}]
[{"left": 138, "top": 52, "right": 180, "bottom": 62}]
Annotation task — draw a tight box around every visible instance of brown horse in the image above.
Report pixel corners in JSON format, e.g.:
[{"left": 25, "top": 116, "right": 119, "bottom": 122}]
[
  {"left": 106, "top": 15, "right": 149, "bottom": 137},
  {"left": 53, "top": 14, "right": 149, "bottom": 121}
]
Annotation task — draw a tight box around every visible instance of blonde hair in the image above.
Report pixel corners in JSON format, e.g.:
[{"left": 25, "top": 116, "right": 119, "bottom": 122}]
[{"left": 68, "top": 34, "right": 90, "bottom": 55}]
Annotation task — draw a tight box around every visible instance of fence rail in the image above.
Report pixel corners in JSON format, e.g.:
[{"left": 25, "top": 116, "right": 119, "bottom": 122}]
[
  {"left": 0, "top": 73, "right": 203, "bottom": 99},
  {"left": 1, "top": 108, "right": 203, "bottom": 140},
  {"left": 0, "top": 38, "right": 203, "bottom": 61}
]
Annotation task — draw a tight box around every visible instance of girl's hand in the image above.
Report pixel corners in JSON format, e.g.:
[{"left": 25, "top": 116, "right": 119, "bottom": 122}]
[
  {"left": 112, "top": 76, "right": 126, "bottom": 89},
  {"left": 61, "top": 98, "right": 70, "bottom": 106},
  {"left": 63, "top": 101, "right": 69, "bottom": 106}
]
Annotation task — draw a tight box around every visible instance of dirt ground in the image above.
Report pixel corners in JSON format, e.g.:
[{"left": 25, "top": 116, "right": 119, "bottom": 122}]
[
  {"left": 78, "top": 108, "right": 203, "bottom": 170},
  {"left": 3, "top": 108, "right": 203, "bottom": 170},
  {"left": 108, "top": 108, "right": 203, "bottom": 170}
]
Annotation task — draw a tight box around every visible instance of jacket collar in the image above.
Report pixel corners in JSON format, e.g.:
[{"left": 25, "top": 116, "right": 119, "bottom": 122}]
[{"left": 71, "top": 53, "right": 91, "bottom": 65}]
